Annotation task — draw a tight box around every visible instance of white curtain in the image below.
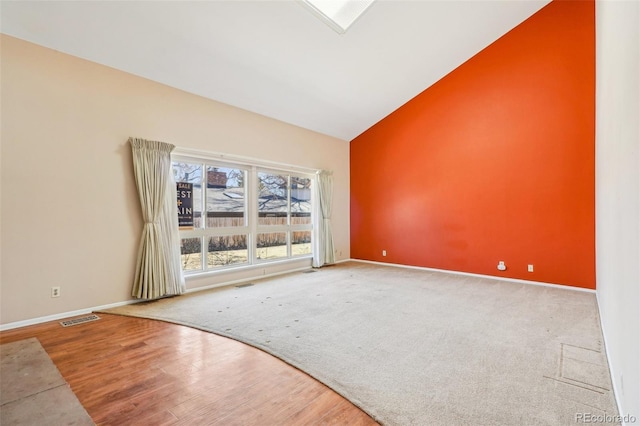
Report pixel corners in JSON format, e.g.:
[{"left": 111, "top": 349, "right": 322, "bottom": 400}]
[
  {"left": 129, "top": 137, "right": 185, "bottom": 299},
  {"left": 313, "top": 170, "right": 335, "bottom": 267}
]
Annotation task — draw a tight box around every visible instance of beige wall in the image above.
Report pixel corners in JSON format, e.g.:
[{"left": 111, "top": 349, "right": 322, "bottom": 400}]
[{"left": 0, "top": 35, "right": 350, "bottom": 325}]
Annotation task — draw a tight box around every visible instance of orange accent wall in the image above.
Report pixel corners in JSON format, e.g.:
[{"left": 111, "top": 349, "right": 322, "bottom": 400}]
[{"left": 350, "top": 0, "right": 595, "bottom": 289}]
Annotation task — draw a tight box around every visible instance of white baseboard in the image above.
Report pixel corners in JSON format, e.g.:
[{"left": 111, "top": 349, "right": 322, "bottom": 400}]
[
  {"left": 595, "top": 292, "right": 628, "bottom": 425},
  {"left": 348, "top": 259, "right": 596, "bottom": 293},
  {"left": 0, "top": 299, "right": 140, "bottom": 332}
]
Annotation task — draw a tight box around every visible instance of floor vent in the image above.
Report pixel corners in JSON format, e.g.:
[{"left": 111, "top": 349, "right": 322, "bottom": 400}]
[
  {"left": 60, "top": 314, "right": 100, "bottom": 327},
  {"left": 236, "top": 283, "right": 254, "bottom": 288}
]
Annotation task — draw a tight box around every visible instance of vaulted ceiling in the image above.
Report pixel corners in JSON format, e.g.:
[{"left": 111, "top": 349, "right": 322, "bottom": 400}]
[{"left": 1, "top": 0, "right": 550, "bottom": 141}]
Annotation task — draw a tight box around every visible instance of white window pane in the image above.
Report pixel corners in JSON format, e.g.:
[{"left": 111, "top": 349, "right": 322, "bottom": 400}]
[
  {"left": 206, "top": 167, "right": 246, "bottom": 227},
  {"left": 291, "top": 176, "right": 312, "bottom": 226},
  {"left": 258, "top": 172, "right": 288, "bottom": 226},
  {"left": 207, "top": 235, "right": 248, "bottom": 268},
  {"left": 173, "top": 162, "right": 203, "bottom": 228},
  {"left": 180, "top": 237, "right": 202, "bottom": 272},
  {"left": 257, "top": 232, "right": 287, "bottom": 260},
  {"left": 292, "top": 231, "right": 312, "bottom": 256}
]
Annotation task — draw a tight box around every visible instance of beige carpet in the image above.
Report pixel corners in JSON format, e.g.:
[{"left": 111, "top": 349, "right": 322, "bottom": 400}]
[
  {"left": 0, "top": 338, "right": 94, "bottom": 426},
  {"left": 101, "top": 262, "right": 619, "bottom": 425}
]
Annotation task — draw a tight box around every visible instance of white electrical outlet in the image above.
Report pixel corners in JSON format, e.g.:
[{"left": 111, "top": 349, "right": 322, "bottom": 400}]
[
  {"left": 528, "top": 264, "right": 534, "bottom": 272},
  {"left": 497, "top": 261, "right": 506, "bottom": 271},
  {"left": 382, "top": 250, "right": 387, "bottom": 256},
  {"left": 51, "top": 287, "right": 61, "bottom": 298}
]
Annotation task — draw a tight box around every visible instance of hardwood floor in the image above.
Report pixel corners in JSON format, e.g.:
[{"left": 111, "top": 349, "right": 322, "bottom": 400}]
[{"left": 0, "top": 314, "right": 377, "bottom": 425}]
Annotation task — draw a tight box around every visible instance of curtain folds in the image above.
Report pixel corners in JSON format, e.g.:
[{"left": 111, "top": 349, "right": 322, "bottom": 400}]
[
  {"left": 129, "top": 137, "right": 185, "bottom": 299},
  {"left": 313, "top": 170, "right": 335, "bottom": 267}
]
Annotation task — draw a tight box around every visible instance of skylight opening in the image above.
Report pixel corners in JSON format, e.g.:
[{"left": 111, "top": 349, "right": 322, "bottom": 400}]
[{"left": 300, "top": 0, "right": 375, "bottom": 34}]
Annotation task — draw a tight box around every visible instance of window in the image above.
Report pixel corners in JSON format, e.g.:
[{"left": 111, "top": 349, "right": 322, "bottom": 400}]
[
  {"left": 256, "top": 172, "right": 313, "bottom": 260},
  {"left": 173, "top": 157, "right": 314, "bottom": 274},
  {"left": 300, "top": 0, "right": 376, "bottom": 34}
]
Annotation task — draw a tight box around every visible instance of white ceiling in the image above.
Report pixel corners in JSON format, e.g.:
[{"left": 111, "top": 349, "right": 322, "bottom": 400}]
[{"left": 1, "top": 0, "right": 550, "bottom": 141}]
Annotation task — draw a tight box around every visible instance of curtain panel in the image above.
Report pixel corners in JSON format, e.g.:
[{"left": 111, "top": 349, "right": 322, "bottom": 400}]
[
  {"left": 312, "top": 170, "right": 335, "bottom": 267},
  {"left": 129, "top": 137, "right": 185, "bottom": 299}
]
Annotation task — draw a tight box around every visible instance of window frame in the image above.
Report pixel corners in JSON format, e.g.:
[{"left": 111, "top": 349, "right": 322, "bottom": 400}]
[
  {"left": 255, "top": 169, "right": 314, "bottom": 263},
  {"left": 172, "top": 152, "right": 315, "bottom": 275}
]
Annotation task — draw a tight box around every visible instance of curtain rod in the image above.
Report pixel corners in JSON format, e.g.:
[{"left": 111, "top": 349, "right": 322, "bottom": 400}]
[{"left": 172, "top": 147, "right": 322, "bottom": 175}]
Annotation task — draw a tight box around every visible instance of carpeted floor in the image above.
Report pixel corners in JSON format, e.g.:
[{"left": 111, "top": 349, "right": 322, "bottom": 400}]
[
  {"left": 100, "top": 261, "right": 619, "bottom": 425},
  {"left": 0, "top": 337, "right": 94, "bottom": 425}
]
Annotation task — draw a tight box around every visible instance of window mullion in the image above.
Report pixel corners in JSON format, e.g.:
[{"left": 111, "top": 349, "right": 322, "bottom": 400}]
[
  {"left": 204, "top": 226, "right": 250, "bottom": 236},
  {"left": 200, "top": 163, "right": 207, "bottom": 271},
  {"left": 287, "top": 174, "right": 292, "bottom": 258},
  {"left": 179, "top": 228, "right": 210, "bottom": 238},
  {"left": 257, "top": 225, "right": 290, "bottom": 233},
  {"left": 249, "top": 166, "right": 258, "bottom": 264}
]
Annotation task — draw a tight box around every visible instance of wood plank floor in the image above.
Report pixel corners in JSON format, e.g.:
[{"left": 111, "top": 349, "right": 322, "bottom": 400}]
[{"left": 0, "top": 313, "right": 377, "bottom": 425}]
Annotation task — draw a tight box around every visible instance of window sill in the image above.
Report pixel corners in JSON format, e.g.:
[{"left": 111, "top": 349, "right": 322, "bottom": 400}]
[{"left": 183, "top": 256, "right": 313, "bottom": 281}]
